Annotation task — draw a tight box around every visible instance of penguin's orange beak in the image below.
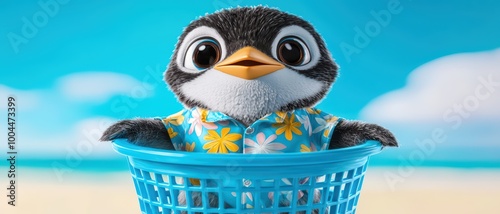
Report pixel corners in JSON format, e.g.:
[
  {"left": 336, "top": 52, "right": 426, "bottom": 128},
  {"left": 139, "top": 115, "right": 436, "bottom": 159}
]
[{"left": 214, "top": 46, "right": 285, "bottom": 80}]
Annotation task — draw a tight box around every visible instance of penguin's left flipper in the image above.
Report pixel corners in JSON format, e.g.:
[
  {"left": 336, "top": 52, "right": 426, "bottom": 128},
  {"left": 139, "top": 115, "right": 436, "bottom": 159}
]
[
  {"left": 329, "top": 120, "right": 398, "bottom": 149},
  {"left": 100, "top": 118, "right": 174, "bottom": 150}
]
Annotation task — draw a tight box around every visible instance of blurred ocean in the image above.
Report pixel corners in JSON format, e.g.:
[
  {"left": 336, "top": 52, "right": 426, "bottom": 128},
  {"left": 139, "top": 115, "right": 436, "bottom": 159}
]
[{"left": 13, "top": 155, "right": 500, "bottom": 173}]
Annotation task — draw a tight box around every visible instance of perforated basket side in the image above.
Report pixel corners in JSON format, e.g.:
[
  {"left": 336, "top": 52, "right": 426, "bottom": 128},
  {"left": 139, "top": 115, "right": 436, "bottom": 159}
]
[
  {"left": 126, "top": 157, "right": 370, "bottom": 214},
  {"left": 112, "top": 140, "right": 382, "bottom": 214}
]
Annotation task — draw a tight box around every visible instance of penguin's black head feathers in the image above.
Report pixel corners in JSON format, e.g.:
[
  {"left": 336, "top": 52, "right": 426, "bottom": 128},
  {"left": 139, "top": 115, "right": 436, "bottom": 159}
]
[{"left": 165, "top": 6, "right": 338, "bottom": 125}]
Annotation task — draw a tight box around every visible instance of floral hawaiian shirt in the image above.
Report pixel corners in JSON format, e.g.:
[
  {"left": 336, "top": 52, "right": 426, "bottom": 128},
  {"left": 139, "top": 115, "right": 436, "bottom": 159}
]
[
  {"left": 161, "top": 107, "right": 342, "bottom": 209},
  {"left": 162, "top": 107, "right": 341, "bottom": 154}
]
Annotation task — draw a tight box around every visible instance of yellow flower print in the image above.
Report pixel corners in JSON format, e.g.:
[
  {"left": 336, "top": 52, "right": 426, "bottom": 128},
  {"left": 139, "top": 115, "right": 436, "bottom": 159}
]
[
  {"left": 300, "top": 142, "right": 318, "bottom": 152},
  {"left": 272, "top": 113, "right": 302, "bottom": 141},
  {"left": 167, "top": 127, "right": 178, "bottom": 138},
  {"left": 186, "top": 142, "right": 195, "bottom": 152},
  {"left": 305, "top": 108, "right": 321, "bottom": 114},
  {"left": 163, "top": 112, "right": 185, "bottom": 126},
  {"left": 199, "top": 108, "right": 210, "bottom": 122},
  {"left": 189, "top": 178, "right": 200, "bottom": 186},
  {"left": 203, "top": 127, "right": 241, "bottom": 153},
  {"left": 300, "top": 144, "right": 311, "bottom": 152},
  {"left": 275, "top": 111, "right": 287, "bottom": 122}
]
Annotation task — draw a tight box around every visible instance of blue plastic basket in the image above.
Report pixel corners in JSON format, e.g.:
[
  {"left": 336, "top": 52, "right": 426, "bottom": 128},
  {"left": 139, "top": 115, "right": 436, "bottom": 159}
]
[{"left": 112, "top": 139, "right": 383, "bottom": 214}]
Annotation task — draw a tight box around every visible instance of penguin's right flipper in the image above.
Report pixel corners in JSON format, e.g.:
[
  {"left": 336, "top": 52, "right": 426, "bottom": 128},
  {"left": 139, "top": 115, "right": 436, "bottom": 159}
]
[
  {"left": 100, "top": 118, "right": 174, "bottom": 150},
  {"left": 329, "top": 120, "right": 398, "bottom": 149}
]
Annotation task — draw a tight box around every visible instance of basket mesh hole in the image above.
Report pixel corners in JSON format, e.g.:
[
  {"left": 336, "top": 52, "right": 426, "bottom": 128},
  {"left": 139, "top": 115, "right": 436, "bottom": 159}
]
[
  {"left": 161, "top": 174, "right": 170, "bottom": 184},
  {"left": 343, "top": 170, "right": 351, "bottom": 180},
  {"left": 297, "top": 189, "right": 310, "bottom": 207},
  {"left": 355, "top": 165, "right": 364, "bottom": 176},
  {"left": 341, "top": 182, "right": 352, "bottom": 199},
  {"left": 132, "top": 167, "right": 141, "bottom": 178},
  {"left": 177, "top": 190, "right": 187, "bottom": 207},
  {"left": 144, "top": 183, "right": 160, "bottom": 203},
  {"left": 154, "top": 174, "right": 165, "bottom": 184},
  {"left": 332, "top": 172, "right": 344, "bottom": 183},
  {"left": 174, "top": 176, "right": 185, "bottom": 186},
  {"left": 357, "top": 177, "right": 364, "bottom": 192},
  {"left": 347, "top": 196, "right": 356, "bottom": 211},
  {"left": 237, "top": 191, "right": 255, "bottom": 209},
  {"left": 350, "top": 178, "right": 360, "bottom": 195},
  {"left": 138, "top": 170, "right": 146, "bottom": 179},
  {"left": 136, "top": 180, "right": 147, "bottom": 198},
  {"left": 313, "top": 187, "right": 323, "bottom": 204},
  {"left": 206, "top": 192, "right": 221, "bottom": 209},
  {"left": 153, "top": 185, "right": 160, "bottom": 202},
  {"left": 316, "top": 175, "right": 327, "bottom": 184},
  {"left": 149, "top": 172, "right": 156, "bottom": 181},
  {"left": 142, "top": 170, "right": 151, "bottom": 180},
  {"left": 264, "top": 190, "right": 277, "bottom": 208},
  {"left": 187, "top": 178, "right": 201, "bottom": 186},
  {"left": 158, "top": 187, "right": 171, "bottom": 205},
  {"left": 298, "top": 177, "right": 311, "bottom": 185},
  {"left": 276, "top": 192, "right": 287, "bottom": 208},
  {"left": 339, "top": 201, "right": 347, "bottom": 213},
  {"left": 188, "top": 191, "right": 203, "bottom": 208},
  {"left": 328, "top": 182, "right": 347, "bottom": 203}
]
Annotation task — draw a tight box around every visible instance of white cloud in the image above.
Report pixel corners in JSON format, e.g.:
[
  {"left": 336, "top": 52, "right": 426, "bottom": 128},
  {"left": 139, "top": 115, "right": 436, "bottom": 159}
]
[
  {"left": 0, "top": 85, "right": 41, "bottom": 110},
  {"left": 71, "top": 117, "right": 120, "bottom": 158},
  {"left": 4, "top": 71, "right": 154, "bottom": 159},
  {"left": 361, "top": 48, "right": 500, "bottom": 123},
  {"left": 18, "top": 117, "right": 120, "bottom": 159},
  {"left": 57, "top": 72, "right": 154, "bottom": 103}
]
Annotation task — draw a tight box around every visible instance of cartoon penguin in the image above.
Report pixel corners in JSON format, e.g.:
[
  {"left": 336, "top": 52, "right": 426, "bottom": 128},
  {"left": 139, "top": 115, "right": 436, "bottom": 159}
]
[
  {"left": 101, "top": 6, "right": 397, "bottom": 211},
  {"left": 101, "top": 6, "right": 397, "bottom": 150}
]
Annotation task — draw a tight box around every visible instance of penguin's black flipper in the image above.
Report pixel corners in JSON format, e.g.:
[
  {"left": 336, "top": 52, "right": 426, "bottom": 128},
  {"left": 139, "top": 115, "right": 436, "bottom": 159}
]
[
  {"left": 100, "top": 118, "right": 174, "bottom": 150},
  {"left": 329, "top": 120, "right": 398, "bottom": 149}
]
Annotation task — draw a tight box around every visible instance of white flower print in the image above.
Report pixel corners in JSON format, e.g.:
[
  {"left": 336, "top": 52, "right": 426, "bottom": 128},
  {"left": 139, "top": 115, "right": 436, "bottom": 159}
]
[
  {"left": 187, "top": 109, "right": 217, "bottom": 136},
  {"left": 313, "top": 115, "right": 336, "bottom": 136},
  {"left": 244, "top": 133, "right": 286, "bottom": 154},
  {"left": 297, "top": 114, "right": 312, "bottom": 136},
  {"left": 232, "top": 192, "right": 254, "bottom": 208}
]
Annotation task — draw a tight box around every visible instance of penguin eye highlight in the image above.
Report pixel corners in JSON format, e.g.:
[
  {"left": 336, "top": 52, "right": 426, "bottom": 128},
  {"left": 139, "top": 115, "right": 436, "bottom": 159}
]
[
  {"left": 276, "top": 37, "right": 311, "bottom": 66},
  {"left": 184, "top": 38, "right": 221, "bottom": 71}
]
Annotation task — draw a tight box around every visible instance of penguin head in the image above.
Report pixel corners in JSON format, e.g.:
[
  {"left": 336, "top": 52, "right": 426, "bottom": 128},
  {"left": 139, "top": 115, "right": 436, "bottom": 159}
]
[{"left": 165, "top": 6, "right": 338, "bottom": 125}]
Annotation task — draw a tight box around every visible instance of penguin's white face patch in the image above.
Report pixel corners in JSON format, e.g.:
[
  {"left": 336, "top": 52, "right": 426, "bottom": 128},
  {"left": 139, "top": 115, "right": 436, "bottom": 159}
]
[
  {"left": 180, "top": 67, "right": 324, "bottom": 121},
  {"left": 271, "top": 25, "right": 321, "bottom": 71},
  {"left": 176, "top": 26, "right": 227, "bottom": 73}
]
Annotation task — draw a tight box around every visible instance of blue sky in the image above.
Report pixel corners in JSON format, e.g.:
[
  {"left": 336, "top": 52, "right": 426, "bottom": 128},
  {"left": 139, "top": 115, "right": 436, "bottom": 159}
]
[{"left": 1, "top": 0, "right": 499, "bottom": 167}]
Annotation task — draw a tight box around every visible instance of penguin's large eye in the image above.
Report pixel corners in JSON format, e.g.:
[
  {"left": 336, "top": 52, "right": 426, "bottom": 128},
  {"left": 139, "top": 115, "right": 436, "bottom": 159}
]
[
  {"left": 184, "top": 38, "right": 221, "bottom": 70},
  {"left": 276, "top": 37, "right": 311, "bottom": 66}
]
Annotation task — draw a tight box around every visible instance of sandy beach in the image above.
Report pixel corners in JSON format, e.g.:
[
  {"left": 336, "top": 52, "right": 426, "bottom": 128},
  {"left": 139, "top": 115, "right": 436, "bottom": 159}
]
[
  {"left": 357, "top": 168, "right": 500, "bottom": 214},
  {"left": 1, "top": 167, "right": 499, "bottom": 214}
]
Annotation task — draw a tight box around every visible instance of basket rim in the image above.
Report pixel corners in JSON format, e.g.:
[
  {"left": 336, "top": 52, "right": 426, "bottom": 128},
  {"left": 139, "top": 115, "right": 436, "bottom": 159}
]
[{"left": 112, "top": 139, "right": 383, "bottom": 167}]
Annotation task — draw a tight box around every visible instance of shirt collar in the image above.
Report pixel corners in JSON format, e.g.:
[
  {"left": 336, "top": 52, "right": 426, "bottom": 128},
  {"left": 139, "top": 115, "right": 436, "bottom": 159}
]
[
  {"left": 191, "top": 107, "right": 233, "bottom": 123},
  {"left": 190, "top": 107, "right": 315, "bottom": 123}
]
